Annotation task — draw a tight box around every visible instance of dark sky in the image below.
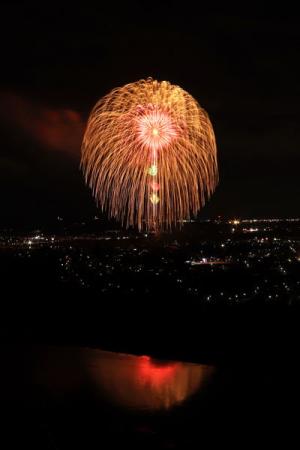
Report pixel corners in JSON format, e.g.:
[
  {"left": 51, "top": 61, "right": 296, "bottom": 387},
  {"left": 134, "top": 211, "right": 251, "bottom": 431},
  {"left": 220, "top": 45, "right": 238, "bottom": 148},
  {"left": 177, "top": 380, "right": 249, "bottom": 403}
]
[{"left": 1, "top": 3, "right": 299, "bottom": 228}]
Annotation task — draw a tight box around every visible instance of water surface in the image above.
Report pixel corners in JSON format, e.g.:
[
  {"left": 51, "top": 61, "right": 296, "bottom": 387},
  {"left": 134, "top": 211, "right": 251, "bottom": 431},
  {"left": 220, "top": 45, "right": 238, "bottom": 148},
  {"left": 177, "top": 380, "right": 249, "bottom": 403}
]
[{"left": 1, "top": 344, "right": 295, "bottom": 449}]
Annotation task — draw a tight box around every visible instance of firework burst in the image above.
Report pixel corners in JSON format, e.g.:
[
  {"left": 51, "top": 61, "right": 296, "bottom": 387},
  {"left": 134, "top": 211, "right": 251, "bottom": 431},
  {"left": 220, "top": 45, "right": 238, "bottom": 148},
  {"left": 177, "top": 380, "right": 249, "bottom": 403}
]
[{"left": 81, "top": 78, "right": 218, "bottom": 231}]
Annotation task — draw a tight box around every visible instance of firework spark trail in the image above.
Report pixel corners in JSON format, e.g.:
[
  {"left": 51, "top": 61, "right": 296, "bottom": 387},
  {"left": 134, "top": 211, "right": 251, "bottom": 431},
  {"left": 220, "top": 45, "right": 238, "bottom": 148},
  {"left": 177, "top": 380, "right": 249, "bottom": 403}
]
[{"left": 81, "top": 78, "right": 218, "bottom": 231}]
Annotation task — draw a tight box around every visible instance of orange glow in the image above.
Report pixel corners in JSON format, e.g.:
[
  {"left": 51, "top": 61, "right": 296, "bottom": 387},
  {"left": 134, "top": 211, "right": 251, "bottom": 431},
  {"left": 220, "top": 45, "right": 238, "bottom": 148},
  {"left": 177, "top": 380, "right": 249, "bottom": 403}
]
[
  {"left": 81, "top": 78, "right": 218, "bottom": 231},
  {"left": 0, "top": 92, "right": 83, "bottom": 154}
]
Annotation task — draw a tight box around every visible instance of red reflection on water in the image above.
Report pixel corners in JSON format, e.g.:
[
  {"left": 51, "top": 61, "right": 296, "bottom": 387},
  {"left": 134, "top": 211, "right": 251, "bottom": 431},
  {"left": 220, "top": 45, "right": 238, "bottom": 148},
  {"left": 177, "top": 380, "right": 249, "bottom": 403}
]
[
  {"left": 137, "top": 356, "right": 178, "bottom": 387},
  {"left": 86, "top": 350, "right": 214, "bottom": 410}
]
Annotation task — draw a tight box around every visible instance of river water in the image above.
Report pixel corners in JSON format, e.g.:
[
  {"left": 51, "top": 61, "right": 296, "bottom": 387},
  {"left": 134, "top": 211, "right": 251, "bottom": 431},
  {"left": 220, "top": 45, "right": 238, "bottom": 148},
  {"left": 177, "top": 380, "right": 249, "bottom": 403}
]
[{"left": 1, "top": 344, "right": 296, "bottom": 449}]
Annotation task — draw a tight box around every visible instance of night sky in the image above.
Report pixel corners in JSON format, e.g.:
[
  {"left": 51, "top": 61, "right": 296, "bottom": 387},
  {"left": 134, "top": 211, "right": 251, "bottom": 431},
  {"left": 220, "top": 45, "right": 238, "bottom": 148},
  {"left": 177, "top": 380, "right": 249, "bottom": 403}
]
[{"left": 1, "top": 3, "right": 299, "bottom": 228}]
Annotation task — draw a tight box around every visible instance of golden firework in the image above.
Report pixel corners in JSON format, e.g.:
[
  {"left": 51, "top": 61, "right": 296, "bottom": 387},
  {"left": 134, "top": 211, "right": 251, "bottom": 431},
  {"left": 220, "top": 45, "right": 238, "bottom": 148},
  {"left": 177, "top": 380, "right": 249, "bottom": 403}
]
[{"left": 81, "top": 78, "right": 218, "bottom": 231}]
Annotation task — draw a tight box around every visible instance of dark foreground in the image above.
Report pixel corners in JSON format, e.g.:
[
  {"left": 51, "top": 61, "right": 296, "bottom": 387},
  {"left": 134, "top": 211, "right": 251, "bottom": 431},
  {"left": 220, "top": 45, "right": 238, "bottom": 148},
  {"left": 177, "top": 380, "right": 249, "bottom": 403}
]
[
  {"left": 1, "top": 301, "right": 299, "bottom": 449},
  {"left": 1, "top": 335, "right": 299, "bottom": 450}
]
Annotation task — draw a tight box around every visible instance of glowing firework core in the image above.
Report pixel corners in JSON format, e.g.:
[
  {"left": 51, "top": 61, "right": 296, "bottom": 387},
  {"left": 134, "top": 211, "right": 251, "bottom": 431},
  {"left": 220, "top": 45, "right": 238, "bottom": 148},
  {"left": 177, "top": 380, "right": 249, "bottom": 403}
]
[
  {"left": 81, "top": 78, "right": 218, "bottom": 231},
  {"left": 136, "top": 105, "right": 178, "bottom": 151}
]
